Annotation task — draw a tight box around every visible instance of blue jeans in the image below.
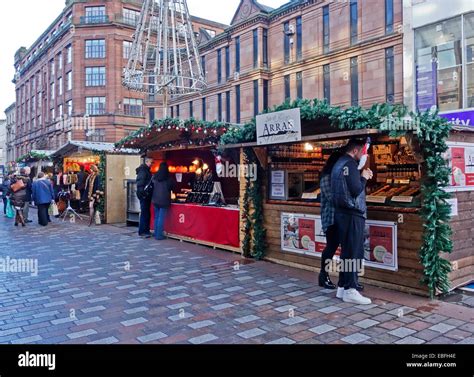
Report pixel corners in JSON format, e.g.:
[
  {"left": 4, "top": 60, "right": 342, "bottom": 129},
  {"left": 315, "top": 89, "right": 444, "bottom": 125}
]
[
  {"left": 138, "top": 198, "right": 151, "bottom": 235},
  {"left": 153, "top": 205, "right": 168, "bottom": 240}
]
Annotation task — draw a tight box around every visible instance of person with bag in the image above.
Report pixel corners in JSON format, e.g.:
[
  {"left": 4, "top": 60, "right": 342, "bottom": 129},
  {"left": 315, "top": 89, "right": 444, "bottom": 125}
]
[
  {"left": 2, "top": 175, "right": 11, "bottom": 216},
  {"left": 22, "top": 167, "right": 33, "bottom": 223},
  {"left": 32, "top": 172, "right": 55, "bottom": 226},
  {"left": 152, "top": 162, "right": 175, "bottom": 241},
  {"left": 10, "top": 170, "right": 30, "bottom": 227},
  {"left": 136, "top": 158, "right": 153, "bottom": 238}
]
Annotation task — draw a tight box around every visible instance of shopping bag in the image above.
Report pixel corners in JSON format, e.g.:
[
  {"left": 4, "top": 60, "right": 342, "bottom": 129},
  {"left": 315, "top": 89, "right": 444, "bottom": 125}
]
[
  {"left": 6, "top": 199, "right": 15, "bottom": 218},
  {"left": 50, "top": 202, "right": 59, "bottom": 216},
  {"left": 95, "top": 211, "right": 102, "bottom": 225}
]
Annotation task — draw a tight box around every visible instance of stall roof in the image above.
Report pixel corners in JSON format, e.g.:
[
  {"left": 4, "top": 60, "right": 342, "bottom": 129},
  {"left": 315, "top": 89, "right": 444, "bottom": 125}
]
[{"left": 52, "top": 141, "right": 139, "bottom": 158}]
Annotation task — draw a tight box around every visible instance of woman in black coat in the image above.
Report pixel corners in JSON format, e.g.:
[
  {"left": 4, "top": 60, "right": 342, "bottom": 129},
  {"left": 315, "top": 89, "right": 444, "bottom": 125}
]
[
  {"left": 10, "top": 172, "right": 30, "bottom": 227},
  {"left": 152, "top": 162, "right": 175, "bottom": 240}
]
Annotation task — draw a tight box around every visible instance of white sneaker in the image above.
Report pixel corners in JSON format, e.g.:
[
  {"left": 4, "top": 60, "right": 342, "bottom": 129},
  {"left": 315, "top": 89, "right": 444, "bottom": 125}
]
[
  {"left": 343, "top": 288, "right": 372, "bottom": 305},
  {"left": 336, "top": 287, "right": 344, "bottom": 299}
]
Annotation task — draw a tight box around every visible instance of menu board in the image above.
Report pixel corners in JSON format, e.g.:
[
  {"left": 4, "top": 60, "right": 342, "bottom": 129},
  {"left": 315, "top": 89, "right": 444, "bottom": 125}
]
[
  {"left": 281, "top": 213, "right": 398, "bottom": 271},
  {"left": 445, "top": 142, "right": 474, "bottom": 192},
  {"left": 269, "top": 170, "right": 286, "bottom": 200}
]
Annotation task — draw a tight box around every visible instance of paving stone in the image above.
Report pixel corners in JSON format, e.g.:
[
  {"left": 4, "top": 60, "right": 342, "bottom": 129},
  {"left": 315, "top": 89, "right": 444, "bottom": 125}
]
[
  {"left": 341, "top": 333, "right": 371, "bottom": 344},
  {"left": 137, "top": 332, "right": 167, "bottom": 343},
  {"left": 388, "top": 327, "right": 417, "bottom": 338},
  {"left": 309, "top": 324, "right": 336, "bottom": 335},
  {"left": 281, "top": 316, "right": 307, "bottom": 326},
  {"left": 428, "top": 323, "right": 456, "bottom": 334},
  {"left": 237, "top": 328, "right": 266, "bottom": 339},
  {"left": 188, "top": 334, "right": 218, "bottom": 344},
  {"left": 87, "top": 337, "right": 119, "bottom": 345},
  {"left": 67, "top": 329, "right": 97, "bottom": 340},
  {"left": 188, "top": 320, "right": 215, "bottom": 329},
  {"left": 266, "top": 337, "right": 296, "bottom": 344},
  {"left": 121, "top": 317, "right": 148, "bottom": 327},
  {"left": 354, "top": 319, "right": 379, "bottom": 329}
]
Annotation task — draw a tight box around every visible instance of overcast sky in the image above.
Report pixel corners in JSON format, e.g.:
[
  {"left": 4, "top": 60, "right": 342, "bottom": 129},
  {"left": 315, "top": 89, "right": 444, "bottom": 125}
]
[{"left": 0, "top": 0, "right": 289, "bottom": 115}]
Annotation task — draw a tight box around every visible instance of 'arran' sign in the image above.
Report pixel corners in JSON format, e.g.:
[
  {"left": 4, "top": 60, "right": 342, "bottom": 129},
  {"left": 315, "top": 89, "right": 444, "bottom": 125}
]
[{"left": 256, "top": 108, "right": 302, "bottom": 146}]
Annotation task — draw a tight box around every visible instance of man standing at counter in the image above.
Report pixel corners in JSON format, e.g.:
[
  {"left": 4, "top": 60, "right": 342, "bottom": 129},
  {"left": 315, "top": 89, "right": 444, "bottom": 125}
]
[
  {"left": 331, "top": 138, "right": 373, "bottom": 305},
  {"left": 136, "top": 158, "right": 153, "bottom": 238}
]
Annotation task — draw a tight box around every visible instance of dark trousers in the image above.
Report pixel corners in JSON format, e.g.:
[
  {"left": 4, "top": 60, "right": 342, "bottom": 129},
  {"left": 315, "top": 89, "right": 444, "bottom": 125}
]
[
  {"left": 3, "top": 198, "right": 7, "bottom": 214},
  {"left": 335, "top": 212, "right": 365, "bottom": 290},
  {"left": 37, "top": 203, "right": 50, "bottom": 226},
  {"left": 138, "top": 198, "right": 152, "bottom": 235},
  {"left": 320, "top": 224, "right": 340, "bottom": 279}
]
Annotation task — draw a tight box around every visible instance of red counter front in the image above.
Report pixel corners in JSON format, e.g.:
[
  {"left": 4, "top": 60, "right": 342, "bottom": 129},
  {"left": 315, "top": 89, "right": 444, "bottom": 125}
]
[{"left": 151, "top": 204, "right": 240, "bottom": 250}]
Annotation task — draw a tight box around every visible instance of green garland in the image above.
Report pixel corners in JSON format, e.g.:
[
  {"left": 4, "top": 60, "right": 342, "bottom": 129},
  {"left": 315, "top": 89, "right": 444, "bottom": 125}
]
[
  {"left": 221, "top": 98, "right": 453, "bottom": 297},
  {"left": 241, "top": 150, "right": 252, "bottom": 258},
  {"left": 96, "top": 151, "right": 106, "bottom": 217},
  {"left": 16, "top": 151, "right": 51, "bottom": 163}
]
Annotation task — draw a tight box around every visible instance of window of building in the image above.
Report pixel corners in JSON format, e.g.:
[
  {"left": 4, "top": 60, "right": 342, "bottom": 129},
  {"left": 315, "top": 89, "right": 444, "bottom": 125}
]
[
  {"left": 385, "top": 0, "right": 394, "bottom": 34},
  {"left": 170, "top": 106, "right": 174, "bottom": 118},
  {"left": 253, "top": 29, "right": 258, "bottom": 68},
  {"left": 87, "top": 128, "right": 106, "bottom": 142},
  {"left": 176, "top": 104, "right": 180, "bottom": 118},
  {"left": 350, "top": 0, "right": 358, "bottom": 45},
  {"left": 218, "top": 93, "right": 222, "bottom": 122},
  {"left": 86, "top": 39, "right": 106, "bottom": 59},
  {"left": 284, "top": 74, "right": 291, "bottom": 101},
  {"left": 189, "top": 101, "right": 193, "bottom": 118},
  {"left": 149, "top": 108, "right": 155, "bottom": 123},
  {"left": 415, "top": 16, "right": 463, "bottom": 111},
  {"left": 58, "top": 77, "right": 63, "bottom": 96},
  {"left": 201, "top": 55, "right": 206, "bottom": 78},
  {"left": 50, "top": 82, "right": 55, "bottom": 100},
  {"left": 263, "top": 29, "right": 268, "bottom": 69},
  {"left": 235, "top": 36, "right": 240, "bottom": 73},
  {"left": 51, "top": 107, "right": 55, "bottom": 121},
  {"left": 123, "top": 98, "right": 143, "bottom": 116},
  {"left": 466, "top": 13, "right": 474, "bottom": 107},
  {"left": 350, "top": 57, "right": 359, "bottom": 106},
  {"left": 50, "top": 59, "right": 55, "bottom": 77},
  {"left": 225, "top": 91, "right": 231, "bottom": 123},
  {"left": 263, "top": 79, "right": 269, "bottom": 111},
  {"left": 253, "top": 80, "right": 259, "bottom": 117},
  {"left": 202, "top": 97, "right": 206, "bottom": 121},
  {"left": 123, "top": 8, "right": 140, "bottom": 26},
  {"left": 58, "top": 52, "right": 63, "bottom": 71},
  {"left": 67, "top": 45, "right": 72, "bottom": 64},
  {"left": 67, "top": 71, "right": 72, "bottom": 91},
  {"left": 296, "top": 71, "right": 303, "bottom": 99},
  {"left": 58, "top": 104, "right": 63, "bottom": 118},
  {"left": 85, "top": 67, "right": 106, "bottom": 86},
  {"left": 284, "top": 21, "right": 290, "bottom": 65},
  {"left": 296, "top": 17, "right": 302, "bottom": 61},
  {"left": 323, "top": 5, "right": 330, "bottom": 53},
  {"left": 225, "top": 46, "right": 230, "bottom": 80},
  {"left": 235, "top": 85, "right": 241, "bottom": 123},
  {"left": 385, "top": 47, "right": 395, "bottom": 103},
  {"left": 67, "top": 100, "right": 73, "bottom": 116},
  {"left": 86, "top": 97, "right": 106, "bottom": 115},
  {"left": 85, "top": 6, "right": 106, "bottom": 24},
  {"left": 323, "top": 64, "right": 331, "bottom": 104},
  {"left": 217, "top": 49, "right": 222, "bottom": 84}
]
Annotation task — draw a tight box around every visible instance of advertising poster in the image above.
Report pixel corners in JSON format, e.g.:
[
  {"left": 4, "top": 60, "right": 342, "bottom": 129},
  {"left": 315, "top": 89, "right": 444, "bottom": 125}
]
[
  {"left": 415, "top": 61, "right": 437, "bottom": 112},
  {"left": 445, "top": 142, "right": 474, "bottom": 191},
  {"left": 281, "top": 213, "right": 398, "bottom": 271}
]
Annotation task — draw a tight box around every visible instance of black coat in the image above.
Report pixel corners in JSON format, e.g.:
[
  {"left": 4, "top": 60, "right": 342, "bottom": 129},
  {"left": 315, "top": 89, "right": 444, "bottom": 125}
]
[
  {"left": 136, "top": 164, "right": 152, "bottom": 200},
  {"left": 152, "top": 174, "right": 175, "bottom": 208},
  {"left": 10, "top": 175, "right": 30, "bottom": 208}
]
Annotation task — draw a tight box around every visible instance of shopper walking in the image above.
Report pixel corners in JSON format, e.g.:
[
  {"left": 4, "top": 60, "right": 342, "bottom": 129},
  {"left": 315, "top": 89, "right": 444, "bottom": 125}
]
[
  {"left": 2, "top": 175, "right": 11, "bottom": 215},
  {"left": 318, "top": 150, "right": 343, "bottom": 289},
  {"left": 32, "top": 172, "right": 55, "bottom": 226},
  {"left": 10, "top": 170, "right": 30, "bottom": 227},
  {"left": 22, "top": 167, "right": 33, "bottom": 223},
  {"left": 136, "top": 158, "right": 153, "bottom": 238},
  {"left": 331, "top": 138, "right": 373, "bottom": 305},
  {"left": 152, "top": 162, "right": 175, "bottom": 241}
]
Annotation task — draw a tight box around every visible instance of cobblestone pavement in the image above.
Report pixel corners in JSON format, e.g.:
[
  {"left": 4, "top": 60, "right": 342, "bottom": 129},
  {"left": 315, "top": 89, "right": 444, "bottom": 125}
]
[{"left": 0, "top": 212, "right": 473, "bottom": 345}]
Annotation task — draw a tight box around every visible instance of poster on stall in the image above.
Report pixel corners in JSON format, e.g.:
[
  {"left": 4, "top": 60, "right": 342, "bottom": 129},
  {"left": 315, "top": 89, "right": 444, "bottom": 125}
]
[
  {"left": 445, "top": 142, "right": 474, "bottom": 191},
  {"left": 281, "top": 213, "right": 398, "bottom": 271}
]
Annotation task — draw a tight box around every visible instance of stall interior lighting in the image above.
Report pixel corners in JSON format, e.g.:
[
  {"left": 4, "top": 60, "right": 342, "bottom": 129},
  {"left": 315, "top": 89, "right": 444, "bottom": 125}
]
[{"left": 304, "top": 143, "right": 314, "bottom": 152}]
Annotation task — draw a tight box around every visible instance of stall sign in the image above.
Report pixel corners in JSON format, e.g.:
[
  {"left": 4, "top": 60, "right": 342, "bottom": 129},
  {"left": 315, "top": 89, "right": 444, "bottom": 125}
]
[
  {"left": 281, "top": 213, "right": 398, "bottom": 271},
  {"left": 270, "top": 170, "right": 286, "bottom": 199},
  {"left": 445, "top": 142, "right": 474, "bottom": 192},
  {"left": 256, "top": 108, "right": 302, "bottom": 146}
]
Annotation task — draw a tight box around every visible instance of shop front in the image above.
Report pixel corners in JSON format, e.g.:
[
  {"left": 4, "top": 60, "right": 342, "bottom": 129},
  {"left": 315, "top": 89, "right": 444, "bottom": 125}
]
[
  {"left": 52, "top": 141, "right": 140, "bottom": 224},
  {"left": 117, "top": 119, "right": 241, "bottom": 252},
  {"left": 221, "top": 102, "right": 474, "bottom": 297}
]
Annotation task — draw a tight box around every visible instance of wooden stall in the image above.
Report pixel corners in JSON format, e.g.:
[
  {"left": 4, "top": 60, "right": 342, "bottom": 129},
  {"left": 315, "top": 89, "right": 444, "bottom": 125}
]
[{"left": 224, "top": 108, "right": 474, "bottom": 296}]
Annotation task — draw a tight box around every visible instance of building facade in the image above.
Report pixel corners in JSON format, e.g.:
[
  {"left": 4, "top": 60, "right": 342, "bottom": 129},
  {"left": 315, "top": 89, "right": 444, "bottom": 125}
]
[
  {"left": 403, "top": 0, "right": 474, "bottom": 125},
  {"left": 13, "top": 0, "right": 226, "bottom": 157},
  {"left": 4, "top": 103, "right": 16, "bottom": 164},
  {"left": 166, "top": 0, "right": 403, "bottom": 125},
  {"left": 0, "top": 119, "right": 6, "bottom": 168}
]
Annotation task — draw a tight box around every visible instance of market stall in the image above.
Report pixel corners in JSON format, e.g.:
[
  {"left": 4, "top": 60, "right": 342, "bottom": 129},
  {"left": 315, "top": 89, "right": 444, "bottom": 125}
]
[
  {"left": 16, "top": 150, "right": 55, "bottom": 177},
  {"left": 116, "top": 118, "right": 241, "bottom": 252},
  {"left": 220, "top": 99, "right": 474, "bottom": 297},
  {"left": 51, "top": 141, "right": 140, "bottom": 224}
]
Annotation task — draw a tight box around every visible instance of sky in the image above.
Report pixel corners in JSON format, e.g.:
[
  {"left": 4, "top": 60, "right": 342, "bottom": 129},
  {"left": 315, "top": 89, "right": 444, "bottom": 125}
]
[{"left": 0, "top": 0, "right": 289, "bottom": 116}]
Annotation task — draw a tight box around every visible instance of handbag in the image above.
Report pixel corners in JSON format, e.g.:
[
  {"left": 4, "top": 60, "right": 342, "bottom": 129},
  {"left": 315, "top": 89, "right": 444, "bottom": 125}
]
[
  {"left": 6, "top": 199, "right": 15, "bottom": 218},
  {"left": 49, "top": 202, "right": 59, "bottom": 216},
  {"left": 11, "top": 179, "right": 26, "bottom": 193},
  {"left": 143, "top": 178, "right": 154, "bottom": 199}
]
